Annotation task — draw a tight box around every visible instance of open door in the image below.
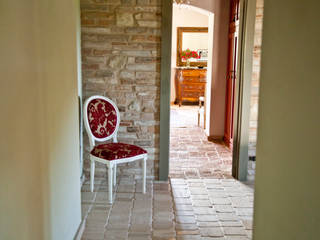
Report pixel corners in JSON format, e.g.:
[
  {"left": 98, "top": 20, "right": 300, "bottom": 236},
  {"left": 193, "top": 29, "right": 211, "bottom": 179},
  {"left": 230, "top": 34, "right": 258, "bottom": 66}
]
[{"left": 224, "top": 0, "right": 240, "bottom": 148}]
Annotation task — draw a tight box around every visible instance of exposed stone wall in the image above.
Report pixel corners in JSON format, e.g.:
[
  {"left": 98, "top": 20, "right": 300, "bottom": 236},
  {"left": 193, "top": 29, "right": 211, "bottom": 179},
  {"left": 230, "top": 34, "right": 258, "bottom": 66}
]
[
  {"left": 249, "top": 0, "right": 263, "bottom": 158},
  {"left": 81, "top": 0, "right": 162, "bottom": 179}
]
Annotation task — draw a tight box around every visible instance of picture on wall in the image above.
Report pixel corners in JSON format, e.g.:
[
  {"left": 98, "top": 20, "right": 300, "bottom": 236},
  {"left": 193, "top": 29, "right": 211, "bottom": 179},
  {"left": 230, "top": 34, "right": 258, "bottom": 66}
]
[{"left": 197, "top": 49, "right": 208, "bottom": 61}]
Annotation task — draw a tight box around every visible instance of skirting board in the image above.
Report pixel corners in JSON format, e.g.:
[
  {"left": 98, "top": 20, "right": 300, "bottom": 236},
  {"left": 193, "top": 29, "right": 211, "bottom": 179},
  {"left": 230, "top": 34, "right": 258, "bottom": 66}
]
[
  {"left": 73, "top": 218, "right": 86, "bottom": 240},
  {"left": 207, "top": 135, "right": 224, "bottom": 142}
]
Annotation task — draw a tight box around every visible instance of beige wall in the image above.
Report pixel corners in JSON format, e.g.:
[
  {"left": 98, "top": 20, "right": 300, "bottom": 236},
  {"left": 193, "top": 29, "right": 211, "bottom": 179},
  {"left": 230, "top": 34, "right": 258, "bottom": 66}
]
[
  {"left": 170, "top": 5, "right": 209, "bottom": 102},
  {"left": 190, "top": 0, "right": 230, "bottom": 137},
  {"left": 0, "top": 0, "right": 81, "bottom": 239},
  {"left": 253, "top": 0, "right": 320, "bottom": 239},
  {"left": 0, "top": 1, "right": 44, "bottom": 239}
]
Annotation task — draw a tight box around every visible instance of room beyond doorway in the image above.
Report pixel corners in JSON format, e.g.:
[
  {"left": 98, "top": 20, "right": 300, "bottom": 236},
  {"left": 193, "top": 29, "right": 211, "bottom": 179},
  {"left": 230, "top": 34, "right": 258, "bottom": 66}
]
[{"left": 168, "top": 3, "right": 232, "bottom": 179}]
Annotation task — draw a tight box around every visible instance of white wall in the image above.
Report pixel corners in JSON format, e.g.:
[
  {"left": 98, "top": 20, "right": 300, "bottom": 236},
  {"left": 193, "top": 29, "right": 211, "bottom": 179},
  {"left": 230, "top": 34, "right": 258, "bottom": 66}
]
[
  {"left": 170, "top": 5, "right": 209, "bottom": 102},
  {"left": 253, "top": 0, "right": 320, "bottom": 239},
  {"left": 0, "top": 0, "right": 82, "bottom": 239},
  {"left": 182, "top": 32, "right": 209, "bottom": 51}
]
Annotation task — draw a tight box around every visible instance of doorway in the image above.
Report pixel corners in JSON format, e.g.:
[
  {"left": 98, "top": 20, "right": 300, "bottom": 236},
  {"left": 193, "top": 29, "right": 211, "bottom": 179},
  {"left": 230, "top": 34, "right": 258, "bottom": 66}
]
[
  {"left": 159, "top": 0, "right": 262, "bottom": 182},
  {"left": 168, "top": 4, "right": 232, "bottom": 178}
]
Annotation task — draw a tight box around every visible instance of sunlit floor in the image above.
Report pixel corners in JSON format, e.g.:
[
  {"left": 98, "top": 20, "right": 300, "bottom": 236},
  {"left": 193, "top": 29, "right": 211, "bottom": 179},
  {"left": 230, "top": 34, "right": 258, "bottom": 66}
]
[
  {"left": 81, "top": 177, "right": 254, "bottom": 240},
  {"left": 80, "top": 105, "right": 254, "bottom": 240},
  {"left": 169, "top": 105, "right": 232, "bottom": 179}
]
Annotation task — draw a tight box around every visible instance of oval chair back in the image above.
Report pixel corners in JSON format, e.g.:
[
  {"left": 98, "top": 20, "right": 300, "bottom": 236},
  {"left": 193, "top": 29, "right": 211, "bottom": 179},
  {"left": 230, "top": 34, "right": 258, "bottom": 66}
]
[{"left": 83, "top": 95, "right": 120, "bottom": 148}]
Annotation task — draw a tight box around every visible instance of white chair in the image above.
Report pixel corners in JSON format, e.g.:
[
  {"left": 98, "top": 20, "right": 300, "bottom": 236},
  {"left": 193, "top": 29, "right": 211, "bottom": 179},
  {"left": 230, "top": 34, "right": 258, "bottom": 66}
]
[{"left": 84, "top": 95, "right": 147, "bottom": 204}]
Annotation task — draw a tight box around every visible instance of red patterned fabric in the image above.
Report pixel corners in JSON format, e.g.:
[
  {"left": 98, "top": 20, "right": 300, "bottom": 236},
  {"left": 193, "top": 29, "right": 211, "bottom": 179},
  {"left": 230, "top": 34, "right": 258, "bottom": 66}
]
[
  {"left": 91, "top": 143, "right": 147, "bottom": 161},
  {"left": 87, "top": 98, "right": 118, "bottom": 138}
]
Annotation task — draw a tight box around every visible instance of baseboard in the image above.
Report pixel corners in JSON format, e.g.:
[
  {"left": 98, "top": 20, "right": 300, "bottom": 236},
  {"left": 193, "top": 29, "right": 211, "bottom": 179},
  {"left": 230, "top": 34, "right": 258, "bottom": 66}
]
[
  {"left": 74, "top": 175, "right": 87, "bottom": 240},
  {"left": 207, "top": 135, "right": 224, "bottom": 142},
  {"left": 80, "top": 174, "right": 86, "bottom": 187},
  {"left": 223, "top": 136, "right": 233, "bottom": 148},
  {"left": 73, "top": 218, "right": 86, "bottom": 240}
]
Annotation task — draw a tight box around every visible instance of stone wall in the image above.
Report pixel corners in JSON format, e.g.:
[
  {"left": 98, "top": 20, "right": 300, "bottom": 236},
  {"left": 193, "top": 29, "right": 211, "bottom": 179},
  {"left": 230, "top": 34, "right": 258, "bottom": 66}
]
[
  {"left": 81, "top": 0, "right": 162, "bottom": 179},
  {"left": 248, "top": 0, "right": 263, "bottom": 158}
]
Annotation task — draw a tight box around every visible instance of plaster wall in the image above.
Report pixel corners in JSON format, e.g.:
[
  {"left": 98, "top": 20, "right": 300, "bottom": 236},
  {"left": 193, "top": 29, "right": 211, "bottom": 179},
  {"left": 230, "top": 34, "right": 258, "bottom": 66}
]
[
  {"left": 37, "top": 0, "right": 82, "bottom": 239},
  {"left": 0, "top": 1, "right": 44, "bottom": 239},
  {"left": 190, "top": 0, "right": 230, "bottom": 138},
  {"left": 0, "top": 0, "right": 81, "bottom": 239},
  {"left": 253, "top": 0, "right": 320, "bottom": 239}
]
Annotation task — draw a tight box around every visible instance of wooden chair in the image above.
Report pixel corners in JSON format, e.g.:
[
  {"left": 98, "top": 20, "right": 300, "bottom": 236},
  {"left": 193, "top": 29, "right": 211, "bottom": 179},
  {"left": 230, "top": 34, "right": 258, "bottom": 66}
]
[{"left": 83, "top": 95, "right": 147, "bottom": 203}]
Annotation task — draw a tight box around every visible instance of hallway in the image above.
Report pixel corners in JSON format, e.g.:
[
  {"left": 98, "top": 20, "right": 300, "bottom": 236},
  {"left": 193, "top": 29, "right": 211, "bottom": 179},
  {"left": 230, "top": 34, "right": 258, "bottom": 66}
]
[
  {"left": 169, "top": 105, "right": 232, "bottom": 178},
  {"left": 81, "top": 176, "right": 254, "bottom": 240},
  {"left": 80, "top": 106, "right": 254, "bottom": 239}
]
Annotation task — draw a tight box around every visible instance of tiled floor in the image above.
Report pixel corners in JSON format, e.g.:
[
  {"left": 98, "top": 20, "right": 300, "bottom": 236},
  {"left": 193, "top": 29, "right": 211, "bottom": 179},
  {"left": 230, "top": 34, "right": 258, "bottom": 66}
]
[
  {"left": 171, "top": 178, "right": 254, "bottom": 240},
  {"left": 81, "top": 177, "right": 254, "bottom": 240},
  {"left": 80, "top": 105, "right": 254, "bottom": 239},
  {"left": 169, "top": 105, "right": 232, "bottom": 178},
  {"left": 81, "top": 177, "right": 175, "bottom": 240}
]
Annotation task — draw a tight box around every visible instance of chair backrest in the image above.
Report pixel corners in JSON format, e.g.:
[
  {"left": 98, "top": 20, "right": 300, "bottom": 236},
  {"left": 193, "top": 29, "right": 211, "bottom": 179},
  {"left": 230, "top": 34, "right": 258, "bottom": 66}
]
[{"left": 84, "top": 95, "right": 120, "bottom": 144}]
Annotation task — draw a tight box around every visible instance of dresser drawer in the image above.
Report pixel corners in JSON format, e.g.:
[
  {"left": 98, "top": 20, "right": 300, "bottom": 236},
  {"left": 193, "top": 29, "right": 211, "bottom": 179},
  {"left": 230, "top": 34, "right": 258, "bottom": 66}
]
[
  {"left": 181, "top": 83, "right": 205, "bottom": 91},
  {"left": 181, "top": 76, "right": 206, "bottom": 83},
  {"left": 181, "top": 91, "right": 202, "bottom": 99},
  {"left": 181, "top": 69, "right": 207, "bottom": 77},
  {"left": 182, "top": 70, "right": 201, "bottom": 77}
]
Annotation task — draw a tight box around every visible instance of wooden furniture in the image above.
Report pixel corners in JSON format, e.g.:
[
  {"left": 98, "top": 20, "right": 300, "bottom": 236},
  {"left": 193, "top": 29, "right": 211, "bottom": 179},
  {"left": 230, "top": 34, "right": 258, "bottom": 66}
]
[
  {"left": 174, "top": 68, "right": 207, "bottom": 106},
  {"left": 177, "top": 27, "right": 208, "bottom": 67}
]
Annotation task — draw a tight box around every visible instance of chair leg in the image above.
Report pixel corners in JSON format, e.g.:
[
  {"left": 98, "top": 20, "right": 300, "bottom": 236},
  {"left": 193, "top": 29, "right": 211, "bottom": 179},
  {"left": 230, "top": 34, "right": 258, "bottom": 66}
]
[
  {"left": 90, "top": 160, "right": 95, "bottom": 192},
  {"left": 113, "top": 164, "right": 117, "bottom": 187},
  {"left": 198, "top": 112, "right": 200, "bottom": 126},
  {"left": 108, "top": 164, "right": 113, "bottom": 204},
  {"left": 142, "top": 157, "right": 147, "bottom": 194}
]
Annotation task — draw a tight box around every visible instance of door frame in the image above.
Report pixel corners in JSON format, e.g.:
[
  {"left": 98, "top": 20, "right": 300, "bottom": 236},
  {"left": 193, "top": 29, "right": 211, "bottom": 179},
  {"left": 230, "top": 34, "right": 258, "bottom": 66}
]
[
  {"left": 159, "top": 0, "right": 172, "bottom": 180},
  {"left": 232, "top": 0, "right": 257, "bottom": 180},
  {"left": 159, "top": 0, "right": 257, "bottom": 181}
]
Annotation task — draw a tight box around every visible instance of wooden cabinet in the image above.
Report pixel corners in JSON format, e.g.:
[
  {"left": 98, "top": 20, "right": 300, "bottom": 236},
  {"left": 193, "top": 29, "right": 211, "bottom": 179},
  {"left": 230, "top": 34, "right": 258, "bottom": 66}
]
[{"left": 174, "top": 68, "right": 207, "bottom": 106}]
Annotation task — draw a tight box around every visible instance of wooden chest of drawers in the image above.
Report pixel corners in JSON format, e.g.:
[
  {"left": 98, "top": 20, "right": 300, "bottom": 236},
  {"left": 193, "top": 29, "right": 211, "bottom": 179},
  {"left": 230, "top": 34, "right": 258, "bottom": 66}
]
[{"left": 174, "top": 68, "right": 207, "bottom": 106}]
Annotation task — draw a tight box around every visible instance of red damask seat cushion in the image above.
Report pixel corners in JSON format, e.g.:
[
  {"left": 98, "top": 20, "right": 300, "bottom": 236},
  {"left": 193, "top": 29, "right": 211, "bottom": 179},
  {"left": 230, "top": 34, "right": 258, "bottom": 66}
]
[
  {"left": 87, "top": 98, "right": 118, "bottom": 138},
  {"left": 91, "top": 143, "right": 147, "bottom": 161}
]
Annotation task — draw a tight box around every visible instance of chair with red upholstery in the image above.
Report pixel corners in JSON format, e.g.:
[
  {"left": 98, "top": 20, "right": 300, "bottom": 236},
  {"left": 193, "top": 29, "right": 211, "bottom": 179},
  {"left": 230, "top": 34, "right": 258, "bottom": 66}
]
[{"left": 84, "top": 95, "right": 147, "bottom": 203}]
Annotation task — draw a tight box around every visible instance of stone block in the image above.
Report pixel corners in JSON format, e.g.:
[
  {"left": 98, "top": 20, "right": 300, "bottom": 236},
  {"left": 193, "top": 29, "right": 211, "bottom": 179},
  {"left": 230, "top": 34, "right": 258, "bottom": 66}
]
[
  {"left": 137, "top": 20, "right": 160, "bottom": 28},
  {"left": 117, "top": 12, "right": 134, "bottom": 26},
  {"left": 108, "top": 55, "right": 127, "bottom": 68},
  {"left": 199, "top": 227, "right": 224, "bottom": 237}
]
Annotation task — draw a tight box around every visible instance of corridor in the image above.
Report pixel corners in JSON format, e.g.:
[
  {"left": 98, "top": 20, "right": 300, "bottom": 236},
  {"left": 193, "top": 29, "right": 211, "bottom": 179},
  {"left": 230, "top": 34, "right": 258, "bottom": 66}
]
[
  {"left": 81, "top": 177, "right": 254, "bottom": 240},
  {"left": 80, "top": 106, "right": 254, "bottom": 239},
  {"left": 169, "top": 105, "right": 232, "bottom": 178}
]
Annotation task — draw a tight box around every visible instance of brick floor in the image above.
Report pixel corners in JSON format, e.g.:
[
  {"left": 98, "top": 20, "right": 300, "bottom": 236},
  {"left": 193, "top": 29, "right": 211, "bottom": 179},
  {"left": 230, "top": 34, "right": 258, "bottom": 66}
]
[
  {"left": 171, "top": 178, "right": 254, "bottom": 240},
  {"left": 80, "top": 106, "right": 254, "bottom": 239},
  {"left": 169, "top": 105, "right": 232, "bottom": 179},
  {"left": 81, "top": 177, "right": 254, "bottom": 240}
]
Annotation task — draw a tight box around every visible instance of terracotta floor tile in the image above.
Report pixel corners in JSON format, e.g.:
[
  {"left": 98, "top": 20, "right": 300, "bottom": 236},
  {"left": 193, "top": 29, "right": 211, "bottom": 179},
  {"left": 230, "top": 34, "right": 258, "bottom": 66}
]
[{"left": 80, "top": 106, "right": 254, "bottom": 239}]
